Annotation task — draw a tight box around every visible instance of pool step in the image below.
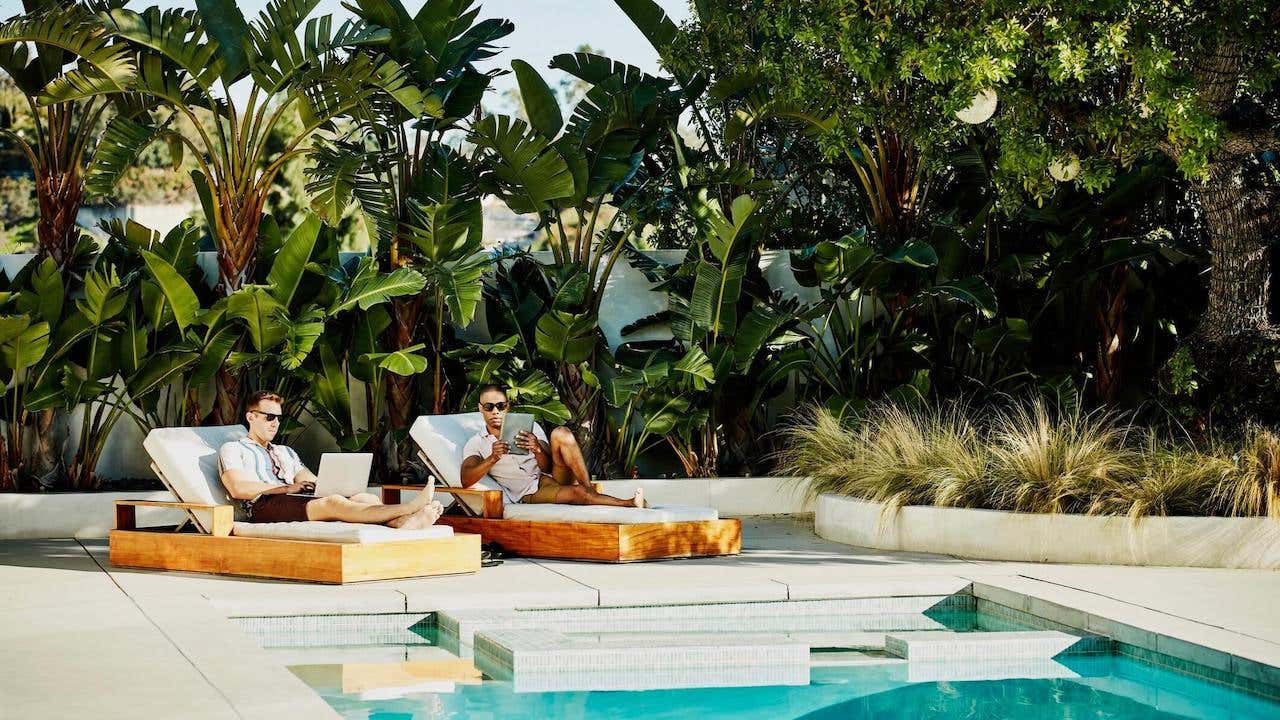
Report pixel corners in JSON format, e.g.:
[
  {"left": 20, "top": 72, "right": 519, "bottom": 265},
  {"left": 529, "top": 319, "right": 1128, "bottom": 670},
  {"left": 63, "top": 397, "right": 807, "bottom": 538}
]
[
  {"left": 884, "top": 630, "right": 1110, "bottom": 661},
  {"left": 474, "top": 628, "right": 810, "bottom": 692},
  {"left": 438, "top": 596, "right": 964, "bottom": 652}
]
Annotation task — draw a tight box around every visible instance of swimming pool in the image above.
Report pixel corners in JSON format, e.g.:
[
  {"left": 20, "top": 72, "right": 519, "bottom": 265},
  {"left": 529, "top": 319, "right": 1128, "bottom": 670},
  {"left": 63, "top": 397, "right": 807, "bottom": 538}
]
[{"left": 237, "top": 599, "right": 1280, "bottom": 720}]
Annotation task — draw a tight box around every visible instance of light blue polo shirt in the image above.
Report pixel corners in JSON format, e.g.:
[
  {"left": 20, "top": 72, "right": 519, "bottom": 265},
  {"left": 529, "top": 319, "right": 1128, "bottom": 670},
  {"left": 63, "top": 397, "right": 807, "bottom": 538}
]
[{"left": 218, "top": 437, "right": 306, "bottom": 486}]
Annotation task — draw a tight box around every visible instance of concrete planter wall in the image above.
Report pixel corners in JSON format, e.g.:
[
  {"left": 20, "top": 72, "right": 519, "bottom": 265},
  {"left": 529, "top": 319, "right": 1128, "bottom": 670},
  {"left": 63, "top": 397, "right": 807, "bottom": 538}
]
[
  {"left": 0, "top": 490, "right": 185, "bottom": 540},
  {"left": 815, "top": 493, "right": 1280, "bottom": 570},
  {"left": 0, "top": 477, "right": 810, "bottom": 540}
]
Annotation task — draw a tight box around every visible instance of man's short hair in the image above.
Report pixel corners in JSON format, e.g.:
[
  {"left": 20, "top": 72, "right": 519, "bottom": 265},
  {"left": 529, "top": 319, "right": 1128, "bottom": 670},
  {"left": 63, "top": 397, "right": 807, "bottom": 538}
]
[
  {"left": 246, "top": 390, "right": 284, "bottom": 410},
  {"left": 476, "top": 383, "right": 508, "bottom": 399}
]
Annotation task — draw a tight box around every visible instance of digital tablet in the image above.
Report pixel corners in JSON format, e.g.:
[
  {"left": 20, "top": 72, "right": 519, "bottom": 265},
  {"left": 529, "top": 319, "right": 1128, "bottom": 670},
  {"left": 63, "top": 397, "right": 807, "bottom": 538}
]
[{"left": 499, "top": 413, "right": 535, "bottom": 455}]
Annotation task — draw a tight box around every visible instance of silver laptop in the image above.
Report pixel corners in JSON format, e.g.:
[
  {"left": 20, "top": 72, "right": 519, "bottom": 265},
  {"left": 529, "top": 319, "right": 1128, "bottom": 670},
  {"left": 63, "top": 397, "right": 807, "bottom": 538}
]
[{"left": 314, "top": 453, "right": 374, "bottom": 497}]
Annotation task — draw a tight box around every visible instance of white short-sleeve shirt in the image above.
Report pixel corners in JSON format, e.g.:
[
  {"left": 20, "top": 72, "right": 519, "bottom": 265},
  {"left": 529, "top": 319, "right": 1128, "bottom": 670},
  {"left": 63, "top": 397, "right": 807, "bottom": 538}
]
[
  {"left": 461, "top": 423, "right": 548, "bottom": 503},
  {"left": 219, "top": 438, "right": 306, "bottom": 488}
]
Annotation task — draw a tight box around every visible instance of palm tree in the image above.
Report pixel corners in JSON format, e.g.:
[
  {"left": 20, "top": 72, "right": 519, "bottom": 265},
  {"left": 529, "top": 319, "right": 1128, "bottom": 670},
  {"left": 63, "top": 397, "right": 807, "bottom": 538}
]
[{"left": 84, "top": 0, "right": 428, "bottom": 422}]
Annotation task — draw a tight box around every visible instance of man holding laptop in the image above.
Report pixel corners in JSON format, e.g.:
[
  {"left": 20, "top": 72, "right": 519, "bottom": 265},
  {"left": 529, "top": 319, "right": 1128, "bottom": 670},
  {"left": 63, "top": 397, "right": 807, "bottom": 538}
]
[
  {"left": 460, "top": 384, "right": 645, "bottom": 508},
  {"left": 219, "top": 391, "right": 444, "bottom": 528}
]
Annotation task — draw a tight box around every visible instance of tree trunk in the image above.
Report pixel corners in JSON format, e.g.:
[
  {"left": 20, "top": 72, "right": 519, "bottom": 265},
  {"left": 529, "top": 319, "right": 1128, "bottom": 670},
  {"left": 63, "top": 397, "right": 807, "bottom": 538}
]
[
  {"left": 210, "top": 366, "right": 242, "bottom": 426},
  {"left": 383, "top": 294, "right": 425, "bottom": 478},
  {"left": 209, "top": 201, "right": 264, "bottom": 424},
  {"left": 1193, "top": 166, "right": 1272, "bottom": 341},
  {"left": 558, "top": 362, "right": 612, "bottom": 479},
  {"left": 1094, "top": 266, "right": 1128, "bottom": 406},
  {"left": 0, "top": 435, "right": 11, "bottom": 491},
  {"left": 35, "top": 169, "right": 83, "bottom": 269},
  {"left": 29, "top": 408, "right": 58, "bottom": 487}
]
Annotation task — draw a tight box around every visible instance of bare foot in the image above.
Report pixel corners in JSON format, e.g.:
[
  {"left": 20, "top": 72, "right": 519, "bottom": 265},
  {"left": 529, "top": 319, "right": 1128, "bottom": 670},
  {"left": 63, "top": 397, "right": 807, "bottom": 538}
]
[
  {"left": 633, "top": 488, "right": 646, "bottom": 508},
  {"left": 390, "top": 503, "right": 443, "bottom": 530},
  {"left": 403, "top": 487, "right": 435, "bottom": 513}
]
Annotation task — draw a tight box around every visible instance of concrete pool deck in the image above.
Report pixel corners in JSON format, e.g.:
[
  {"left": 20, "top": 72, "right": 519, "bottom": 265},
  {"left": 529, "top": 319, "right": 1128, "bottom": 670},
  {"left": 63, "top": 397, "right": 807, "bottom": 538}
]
[{"left": 4, "top": 515, "right": 1279, "bottom": 719}]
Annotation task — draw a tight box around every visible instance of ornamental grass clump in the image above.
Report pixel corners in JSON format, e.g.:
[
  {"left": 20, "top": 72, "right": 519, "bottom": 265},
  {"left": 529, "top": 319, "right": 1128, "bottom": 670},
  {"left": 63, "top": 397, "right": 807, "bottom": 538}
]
[
  {"left": 1096, "top": 433, "right": 1234, "bottom": 519},
  {"left": 985, "top": 400, "right": 1139, "bottom": 515},
  {"left": 782, "top": 399, "right": 1280, "bottom": 519},
  {"left": 776, "top": 402, "right": 988, "bottom": 512},
  {"left": 1215, "top": 427, "right": 1280, "bottom": 518}
]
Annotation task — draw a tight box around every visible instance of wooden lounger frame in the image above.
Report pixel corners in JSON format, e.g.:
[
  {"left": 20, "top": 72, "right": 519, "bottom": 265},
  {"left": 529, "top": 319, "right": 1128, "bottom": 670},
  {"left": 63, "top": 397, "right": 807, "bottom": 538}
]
[
  {"left": 109, "top": 499, "right": 481, "bottom": 583},
  {"left": 381, "top": 485, "right": 741, "bottom": 563}
]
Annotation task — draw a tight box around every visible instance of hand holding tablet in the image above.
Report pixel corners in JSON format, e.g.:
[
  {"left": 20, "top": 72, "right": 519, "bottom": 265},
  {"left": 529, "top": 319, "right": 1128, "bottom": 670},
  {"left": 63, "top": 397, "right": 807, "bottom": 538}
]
[{"left": 498, "top": 413, "right": 535, "bottom": 455}]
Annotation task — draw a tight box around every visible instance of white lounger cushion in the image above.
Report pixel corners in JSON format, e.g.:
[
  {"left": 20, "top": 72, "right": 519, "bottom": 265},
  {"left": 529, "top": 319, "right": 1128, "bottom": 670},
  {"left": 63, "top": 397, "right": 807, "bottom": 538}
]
[
  {"left": 503, "top": 503, "right": 719, "bottom": 524},
  {"left": 231, "top": 521, "right": 453, "bottom": 543},
  {"left": 144, "top": 425, "right": 252, "bottom": 532}
]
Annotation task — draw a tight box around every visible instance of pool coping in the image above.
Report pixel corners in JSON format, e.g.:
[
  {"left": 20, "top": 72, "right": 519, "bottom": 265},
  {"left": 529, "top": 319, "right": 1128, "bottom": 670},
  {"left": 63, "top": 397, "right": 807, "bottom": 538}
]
[
  {"left": 231, "top": 579, "right": 1280, "bottom": 703},
  {"left": 969, "top": 576, "right": 1280, "bottom": 700}
]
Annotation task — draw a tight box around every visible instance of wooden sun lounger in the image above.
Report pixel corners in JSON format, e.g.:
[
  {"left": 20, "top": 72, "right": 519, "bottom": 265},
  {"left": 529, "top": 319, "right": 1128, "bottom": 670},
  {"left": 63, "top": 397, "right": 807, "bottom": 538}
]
[
  {"left": 110, "top": 499, "right": 481, "bottom": 583},
  {"left": 381, "top": 484, "right": 742, "bottom": 563},
  {"left": 108, "top": 426, "right": 482, "bottom": 584}
]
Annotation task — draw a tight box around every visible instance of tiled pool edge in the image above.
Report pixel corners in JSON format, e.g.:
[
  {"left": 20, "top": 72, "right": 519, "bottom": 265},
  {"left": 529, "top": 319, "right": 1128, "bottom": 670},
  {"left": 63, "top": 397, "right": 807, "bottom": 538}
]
[
  {"left": 972, "top": 582, "right": 1280, "bottom": 701},
  {"left": 224, "top": 581, "right": 1280, "bottom": 701}
]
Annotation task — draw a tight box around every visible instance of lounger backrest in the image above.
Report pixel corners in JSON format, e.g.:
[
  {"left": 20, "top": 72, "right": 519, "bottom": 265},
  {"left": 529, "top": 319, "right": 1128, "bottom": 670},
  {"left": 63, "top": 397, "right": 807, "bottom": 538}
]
[
  {"left": 409, "top": 414, "right": 502, "bottom": 515},
  {"left": 143, "top": 425, "right": 250, "bottom": 533},
  {"left": 409, "top": 413, "right": 487, "bottom": 489}
]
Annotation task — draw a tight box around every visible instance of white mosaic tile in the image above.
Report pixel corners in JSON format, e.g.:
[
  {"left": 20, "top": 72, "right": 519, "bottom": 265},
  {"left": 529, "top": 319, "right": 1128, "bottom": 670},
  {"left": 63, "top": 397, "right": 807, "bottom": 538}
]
[
  {"left": 233, "top": 613, "right": 431, "bottom": 648},
  {"left": 885, "top": 631, "right": 1094, "bottom": 661},
  {"left": 475, "top": 628, "right": 811, "bottom": 677},
  {"left": 905, "top": 657, "right": 1080, "bottom": 683},
  {"left": 437, "top": 596, "right": 961, "bottom": 648}
]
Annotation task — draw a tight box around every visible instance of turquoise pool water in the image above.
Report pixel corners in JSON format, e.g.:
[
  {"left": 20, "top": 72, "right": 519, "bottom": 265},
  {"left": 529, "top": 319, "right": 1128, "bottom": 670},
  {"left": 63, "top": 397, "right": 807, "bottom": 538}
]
[
  {"left": 251, "top": 607, "right": 1280, "bottom": 720},
  {"left": 297, "top": 656, "right": 1279, "bottom": 719}
]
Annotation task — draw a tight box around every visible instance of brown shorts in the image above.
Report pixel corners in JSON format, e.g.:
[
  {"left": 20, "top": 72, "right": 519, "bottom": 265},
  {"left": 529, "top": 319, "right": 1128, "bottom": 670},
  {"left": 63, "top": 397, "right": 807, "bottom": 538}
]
[
  {"left": 247, "top": 493, "right": 314, "bottom": 522},
  {"left": 518, "top": 474, "right": 573, "bottom": 504}
]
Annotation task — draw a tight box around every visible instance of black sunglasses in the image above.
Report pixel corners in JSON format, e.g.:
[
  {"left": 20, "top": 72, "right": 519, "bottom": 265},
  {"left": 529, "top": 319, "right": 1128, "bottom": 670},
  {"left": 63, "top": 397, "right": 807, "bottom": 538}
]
[
  {"left": 252, "top": 410, "right": 282, "bottom": 422},
  {"left": 480, "top": 401, "right": 509, "bottom": 412}
]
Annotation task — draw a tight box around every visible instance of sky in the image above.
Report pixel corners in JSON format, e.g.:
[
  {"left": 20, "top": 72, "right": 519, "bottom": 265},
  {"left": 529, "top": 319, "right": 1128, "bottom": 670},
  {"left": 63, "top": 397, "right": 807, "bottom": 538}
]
[{"left": 0, "top": 0, "right": 692, "bottom": 109}]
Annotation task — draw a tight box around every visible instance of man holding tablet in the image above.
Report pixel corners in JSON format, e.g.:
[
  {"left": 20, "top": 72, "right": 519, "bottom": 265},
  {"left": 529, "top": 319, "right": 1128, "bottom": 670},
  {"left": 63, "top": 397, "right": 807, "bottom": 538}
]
[{"left": 460, "top": 384, "right": 645, "bottom": 507}]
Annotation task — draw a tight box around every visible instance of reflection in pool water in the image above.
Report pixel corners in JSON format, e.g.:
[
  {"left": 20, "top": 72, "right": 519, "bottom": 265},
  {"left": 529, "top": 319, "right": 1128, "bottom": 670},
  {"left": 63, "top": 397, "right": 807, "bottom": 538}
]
[{"left": 292, "top": 655, "right": 1279, "bottom": 720}]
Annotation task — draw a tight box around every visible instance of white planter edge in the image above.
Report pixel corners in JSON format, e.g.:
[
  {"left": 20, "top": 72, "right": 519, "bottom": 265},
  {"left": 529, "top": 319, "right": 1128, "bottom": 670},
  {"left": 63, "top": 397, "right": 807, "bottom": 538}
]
[{"left": 815, "top": 493, "right": 1280, "bottom": 570}]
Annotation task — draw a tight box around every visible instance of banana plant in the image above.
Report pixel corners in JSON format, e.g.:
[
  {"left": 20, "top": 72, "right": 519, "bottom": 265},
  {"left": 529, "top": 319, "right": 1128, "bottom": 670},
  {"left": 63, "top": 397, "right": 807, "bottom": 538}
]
[
  {"left": 790, "top": 226, "right": 999, "bottom": 417},
  {"left": 81, "top": 0, "right": 427, "bottom": 423},
  {"left": 444, "top": 334, "right": 570, "bottom": 425},
  {"left": 441, "top": 254, "right": 571, "bottom": 423},
  {"left": 0, "top": 253, "right": 62, "bottom": 489},
  {"left": 603, "top": 345, "right": 713, "bottom": 477},
  {"left": 474, "top": 51, "right": 682, "bottom": 471},
  {"left": 305, "top": 0, "right": 510, "bottom": 452},
  {"left": 0, "top": 1, "right": 137, "bottom": 268},
  {"left": 300, "top": 252, "right": 431, "bottom": 452},
  {"left": 87, "top": 0, "right": 426, "bottom": 293},
  {"left": 620, "top": 182, "right": 809, "bottom": 475},
  {"left": 0, "top": 226, "right": 205, "bottom": 489}
]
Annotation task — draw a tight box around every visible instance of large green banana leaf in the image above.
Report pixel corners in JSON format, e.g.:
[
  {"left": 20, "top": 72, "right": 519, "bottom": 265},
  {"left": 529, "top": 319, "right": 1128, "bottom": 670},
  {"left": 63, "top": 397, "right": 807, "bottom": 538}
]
[
  {"left": 227, "top": 286, "right": 287, "bottom": 352},
  {"left": 266, "top": 213, "right": 322, "bottom": 307},
  {"left": 535, "top": 309, "right": 598, "bottom": 364},
  {"left": 471, "top": 115, "right": 575, "bottom": 214},
  {"left": 139, "top": 250, "right": 199, "bottom": 333},
  {"left": 329, "top": 258, "right": 427, "bottom": 315}
]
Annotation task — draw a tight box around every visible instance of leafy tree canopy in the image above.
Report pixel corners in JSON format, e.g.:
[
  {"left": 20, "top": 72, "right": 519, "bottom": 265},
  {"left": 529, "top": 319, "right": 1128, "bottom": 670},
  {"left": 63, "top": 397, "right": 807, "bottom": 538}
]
[{"left": 681, "top": 0, "right": 1279, "bottom": 203}]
